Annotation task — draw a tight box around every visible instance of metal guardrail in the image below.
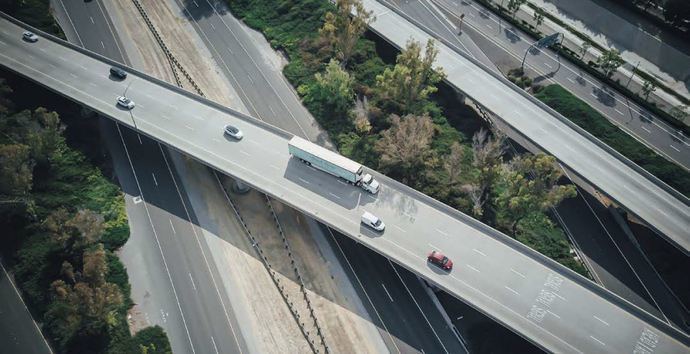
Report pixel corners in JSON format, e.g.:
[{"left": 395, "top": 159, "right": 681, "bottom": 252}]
[
  {"left": 214, "top": 172, "right": 324, "bottom": 354},
  {"left": 372, "top": 0, "right": 690, "bottom": 207},
  {"left": 265, "top": 195, "right": 330, "bottom": 353}
]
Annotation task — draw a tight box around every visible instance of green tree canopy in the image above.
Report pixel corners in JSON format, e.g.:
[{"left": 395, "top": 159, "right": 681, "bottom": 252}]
[
  {"left": 0, "top": 107, "right": 63, "bottom": 165},
  {"left": 375, "top": 114, "right": 437, "bottom": 186},
  {"left": 319, "top": 0, "right": 374, "bottom": 66},
  {"left": 596, "top": 48, "right": 624, "bottom": 79},
  {"left": 301, "top": 58, "right": 355, "bottom": 125},
  {"left": 45, "top": 244, "right": 123, "bottom": 351},
  {"left": 45, "top": 208, "right": 104, "bottom": 257},
  {"left": 132, "top": 326, "right": 172, "bottom": 354},
  {"left": 507, "top": 0, "right": 527, "bottom": 17},
  {"left": 0, "top": 143, "right": 33, "bottom": 197},
  {"left": 375, "top": 39, "right": 445, "bottom": 114},
  {"left": 495, "top": 154, "right": 576, "bottom": 235}
]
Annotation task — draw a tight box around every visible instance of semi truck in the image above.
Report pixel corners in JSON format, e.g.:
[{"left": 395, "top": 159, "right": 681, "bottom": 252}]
[{"left": 288, "top": 136, "right": 380, "bottom": 194}]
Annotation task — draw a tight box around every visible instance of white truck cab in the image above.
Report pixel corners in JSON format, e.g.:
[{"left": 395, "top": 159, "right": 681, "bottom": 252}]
[
  {"left": 361, "top": 211, "right": 385, "bottom": 232},
  {"left": 360, "top": 173, "right": 380, "bottom": 194}
]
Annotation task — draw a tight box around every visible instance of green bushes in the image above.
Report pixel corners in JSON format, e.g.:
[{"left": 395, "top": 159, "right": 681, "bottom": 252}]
[
  {"left": 0, "top": 72, "right": 169, "bottom": 353},
  {"left": 131, "top": 326, "right": 172, "bottom": 354},
  {"left": 535, "top": 85, "right": 690, "bottom": 197}
]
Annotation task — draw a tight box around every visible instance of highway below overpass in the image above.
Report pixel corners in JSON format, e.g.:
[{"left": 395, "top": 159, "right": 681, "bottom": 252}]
[
  {"left": 50, "top": 1, "right": 247, "bottom": 353},
  {"left": 52, "top": 0, "right": 465, "bottom": 352},
  {"left": 362, "top": 0, "right": 690, "bottom": 255},
  {"left": 0, "top": 14, "right": 688, "bottom": 353},
  {"left": 378, "top": 0, "right": 690, "bottom": 332},
  {"left": 0, "top": 261, "right": 53, "bottom": 354}
]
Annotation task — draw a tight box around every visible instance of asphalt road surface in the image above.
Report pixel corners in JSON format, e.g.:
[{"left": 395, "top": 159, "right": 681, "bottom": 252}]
[
  {"left": 52, "top": 1, "right": 248, "bottom": 353},
  {"left": 169, "top": 0, "right": 466, "bottom": 352},
  {"left": 430, "top": 0, "right": 690, "bottom": 170},
  {"left": 363, "top": 0, "right": 690, "bottom": 256},
  {"left": 2, "top": 17, "right": 687, "bottom": 352},
  {"left": 0, "top": 262, "right": 53, "bottom": 354},
  {"left": 53, "top": 1, "right": 464, "bottom": 352},
  {"left": 383, "top": 0, "right": 690, "bottom": 332}
]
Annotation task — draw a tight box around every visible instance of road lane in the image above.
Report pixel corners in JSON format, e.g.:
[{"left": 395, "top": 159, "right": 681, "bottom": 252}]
[{"left": 1, "top": 16, "right": 688, "bottom": 352}]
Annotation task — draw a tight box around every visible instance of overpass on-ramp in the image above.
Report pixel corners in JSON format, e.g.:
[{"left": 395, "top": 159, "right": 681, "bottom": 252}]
[
  {"left": 0, "top": 13, "right": 688, "bottom": 353},
  {"left": 363, "top": 0, "right": 690, "bottom": 256}
]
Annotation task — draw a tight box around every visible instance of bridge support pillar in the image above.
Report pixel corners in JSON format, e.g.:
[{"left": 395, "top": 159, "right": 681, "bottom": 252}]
[{"left": 233, "top": 179, "right": 250, "bottom": 194}]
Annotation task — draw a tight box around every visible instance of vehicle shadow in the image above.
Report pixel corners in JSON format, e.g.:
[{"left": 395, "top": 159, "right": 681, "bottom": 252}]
[
  {"left": 592, "top": 86, "right": 616, "bottom": 106},
  {"left": 282, "top": 158, "right": 360, "bottom": 210},
  {"left": 358, "top": 224, "right": 384, "bottom": 238},
  {"left": 108, "top": 73, "right": 126, "bottom": 82},
  {"left": 504, "top": 28, "right": 521, "bottom": 43},
  {"left": 427, "top": 263, "right": 452, "bottom": 275}
]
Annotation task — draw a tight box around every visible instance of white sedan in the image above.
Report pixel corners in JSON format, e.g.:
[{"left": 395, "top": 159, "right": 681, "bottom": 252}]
[
  {"left": 223, "top": 124, "right": 243, "bottom": 140},
  {"left": 116, "top": 96, "right": 135, "bottom": 110}
]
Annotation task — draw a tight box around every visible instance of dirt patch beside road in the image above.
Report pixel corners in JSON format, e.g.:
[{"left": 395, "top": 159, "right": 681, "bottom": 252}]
[{"left": 109, "top": 0, "right": 244, "bottom": 110}]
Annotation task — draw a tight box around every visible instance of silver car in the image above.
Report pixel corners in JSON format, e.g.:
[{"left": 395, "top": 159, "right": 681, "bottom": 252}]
[
  {"left": 116, "top": 96, "right": 135, "bottom": 109},
  {"left": 22, "top": 31, "right": 38, "bottom": 43},
  {"left": 223, "top": 124, "right": 243, "bottom": 140}
]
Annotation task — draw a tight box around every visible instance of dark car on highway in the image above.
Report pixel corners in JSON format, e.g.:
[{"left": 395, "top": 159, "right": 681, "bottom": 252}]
[{"left": 110, "top": 66, "right": 127, "bottom": 79}]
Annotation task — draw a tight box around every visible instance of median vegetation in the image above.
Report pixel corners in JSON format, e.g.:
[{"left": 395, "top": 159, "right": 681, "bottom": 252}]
[
  {"left": 0, "top": 74, "right": 171, "bottom": 353},
  {"left": 0, "top": 0, "right": 64, "bottom": 38},
  {"left": 226, "top": 0, "right": 587, "bottom": 275},
  {"left": 534, "top": 84, "right": 690, "bottom": 197}
]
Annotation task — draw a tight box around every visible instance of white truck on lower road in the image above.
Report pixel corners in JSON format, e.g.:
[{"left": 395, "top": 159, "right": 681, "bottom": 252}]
[{"left": 288, "top": 136, "right": 380, "bottom": 194}]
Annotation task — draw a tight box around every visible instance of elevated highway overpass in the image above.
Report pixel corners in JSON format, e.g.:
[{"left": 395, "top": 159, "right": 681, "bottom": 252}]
[
  {"left": 0, "top": 13, "right": 688, "bottom": 353},
  {"left": 363, "top": 0, "right": 690, "bottom": 255}
]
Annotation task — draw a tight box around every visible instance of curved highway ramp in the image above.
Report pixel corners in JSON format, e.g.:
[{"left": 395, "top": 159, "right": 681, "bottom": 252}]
[{"left": 363, "top": 0, "right": 690, "bottom": 256}]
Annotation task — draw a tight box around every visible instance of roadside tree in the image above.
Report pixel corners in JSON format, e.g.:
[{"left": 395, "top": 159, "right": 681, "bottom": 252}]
[
  {"left": 302, "top": 59, "right": 355, "bottom": 126},
  {"left": 596, "top": 48, "right": 624, "bottom": 79},
  {"left": 533, "top": 7, "right": 546, "bottom": 29},
  {"left": 507, "top": 0, "right": 526, "bottom": 17},
  {"left": 641, "top": 79, "right": 656, "bottom": 101},
  {"left": 0, "top": 143, "right": 33, "bottom": 198},
  {"left": 375, "top": 114, "right": 437, "bottom": 186},
  {"left": 319, "top": 0, "right": 374, "bottom": 66},
  {"left": 45, "top": 244, "right": 123, "bottom": 351},
  {"left": 375, "top": 39, "right": 445, "bottom": 114},
  {"left": 495, "top": 154, "right": 576, "bottom": 236}
]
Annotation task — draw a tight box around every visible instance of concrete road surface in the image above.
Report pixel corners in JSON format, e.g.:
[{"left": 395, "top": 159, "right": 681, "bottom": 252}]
[
  {"left": 2, "top": 17, "right": 688, "bottom": 352},
  {"left": 0, "top": 262, "right": 53, "bottom": 354},
  {"left": 383, "top": 0, "right": 690, "bottom": 332},
  {"left": 51, "top": 1, "right": 248, "bottom": 353}
]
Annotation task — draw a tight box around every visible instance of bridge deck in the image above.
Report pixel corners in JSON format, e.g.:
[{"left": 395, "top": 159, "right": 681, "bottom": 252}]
[{"left": 0, "top": 13, "right": 687, "bottom": 353}]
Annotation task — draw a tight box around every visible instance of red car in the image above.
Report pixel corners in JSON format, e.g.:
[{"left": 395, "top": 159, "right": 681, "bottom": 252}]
[{"left": 428, "top": 250, "right": 453, "bottom": 271}]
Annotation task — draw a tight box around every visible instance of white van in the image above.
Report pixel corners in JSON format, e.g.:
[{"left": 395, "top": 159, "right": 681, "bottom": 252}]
[{"left": 361, "top": 211, "right": 385, "bottom": 232}]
